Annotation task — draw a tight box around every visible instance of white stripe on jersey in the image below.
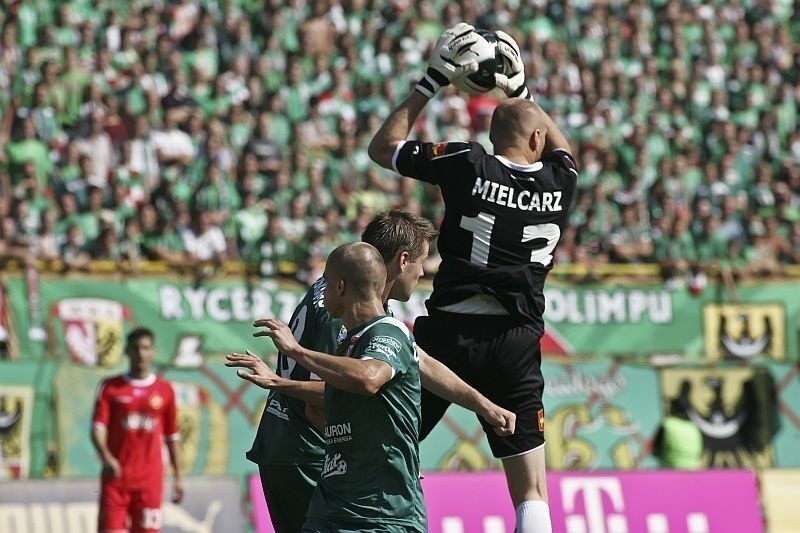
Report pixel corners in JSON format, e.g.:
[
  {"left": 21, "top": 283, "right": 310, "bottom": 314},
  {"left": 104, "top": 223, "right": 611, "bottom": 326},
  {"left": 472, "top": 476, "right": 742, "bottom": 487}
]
[
  {"left": 391, "top": 141, "right": 407, "bottom": 174},
  {"left": 431, "top": 148, "right": 470, "bottom": 160},
  {"left": 495, "top": 155, "right": 544, "bottom": 173},
  {"left": 551, "top": 148, "right": 579, "bottom": 176}
]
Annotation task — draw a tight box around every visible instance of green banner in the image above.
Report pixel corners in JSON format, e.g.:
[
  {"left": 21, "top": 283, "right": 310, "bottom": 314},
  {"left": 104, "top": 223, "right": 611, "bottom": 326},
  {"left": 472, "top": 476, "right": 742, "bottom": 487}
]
[
  {"left": 4, "top": 276, "right": 797, "bottom": 363},
  {"left": 2, "top": 276, "right": 427, "bottom": 365},
  {"left": 541, "top": 281, "right": 799, "bottom": 360}
]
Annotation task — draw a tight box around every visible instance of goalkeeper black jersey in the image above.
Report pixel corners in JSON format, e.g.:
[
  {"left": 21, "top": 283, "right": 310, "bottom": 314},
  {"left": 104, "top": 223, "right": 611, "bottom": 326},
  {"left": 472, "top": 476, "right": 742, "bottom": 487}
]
[{"left": 394, "top": 140, "right": 577, "bottom": 333}]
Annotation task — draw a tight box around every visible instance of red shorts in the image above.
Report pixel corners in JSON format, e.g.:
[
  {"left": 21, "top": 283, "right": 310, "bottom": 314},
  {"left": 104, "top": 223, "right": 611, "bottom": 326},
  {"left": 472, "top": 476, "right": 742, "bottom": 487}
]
[{"left": 99, "top": 483, "right": 164, "bottom": 533}]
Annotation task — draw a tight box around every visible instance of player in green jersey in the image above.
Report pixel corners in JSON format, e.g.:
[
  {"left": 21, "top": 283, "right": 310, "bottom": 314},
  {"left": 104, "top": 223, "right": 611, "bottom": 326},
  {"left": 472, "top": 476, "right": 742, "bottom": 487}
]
[
  {"left": 255, "top": 242, "right": 426, "bottom": 531},
  {"left": 227, "top": 210, "right": 515, "bottom": 532}
]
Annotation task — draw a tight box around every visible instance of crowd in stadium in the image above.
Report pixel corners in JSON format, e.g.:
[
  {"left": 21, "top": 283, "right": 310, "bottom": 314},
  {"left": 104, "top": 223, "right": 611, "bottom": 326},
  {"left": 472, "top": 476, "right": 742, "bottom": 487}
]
[{"left": 0, "top": 0, "right": 798, "bottom": 286}]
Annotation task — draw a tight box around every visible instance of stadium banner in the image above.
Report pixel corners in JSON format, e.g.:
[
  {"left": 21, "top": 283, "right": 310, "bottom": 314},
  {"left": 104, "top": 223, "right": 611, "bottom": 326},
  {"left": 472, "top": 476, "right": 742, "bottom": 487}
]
[
  {"left": 2, "top": 357, "right": 800, "bottom": 481},
  {"left": 759, "top": 469, "right": 800, "bottom": 533},
  {"left": 0, "top": 476, "right": 243, "bottom": 533},
  {"left": 1, "top": 276, "right": 425, "bottom": 364},
  {"left": 3, "top": 276, "right": 798, "bottom": 362},
  {"left": 248, "top": 470, "right": 763, "bottom": 533}
]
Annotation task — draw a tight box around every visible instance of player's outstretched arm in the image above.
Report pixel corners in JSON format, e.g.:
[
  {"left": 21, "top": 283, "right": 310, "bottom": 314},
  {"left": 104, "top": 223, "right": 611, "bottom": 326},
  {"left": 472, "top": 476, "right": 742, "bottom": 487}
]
[
  {"left": 368, "top": 91, "right": 429, "bottom": 170},
  {"left": 225, "top": 350, "right": 325, "bottom": 408},
  {"left": 253, "top": 318, "right": 394, "bottom": 395},
  {"left": 369, "top": 23, "right": 479, "bottom": 170},
  {"left": 418, "top": 347, "right": 515, "bottom": 437}
]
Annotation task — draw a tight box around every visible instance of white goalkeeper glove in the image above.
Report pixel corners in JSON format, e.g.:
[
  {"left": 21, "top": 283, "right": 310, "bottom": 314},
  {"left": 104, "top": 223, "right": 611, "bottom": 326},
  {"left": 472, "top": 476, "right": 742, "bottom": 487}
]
[
  {"left": 494, "top": 30, "right": 533, "bottom": 100},
  {"left": 416, "top": 22, "right": 480, "bottom": 99}
]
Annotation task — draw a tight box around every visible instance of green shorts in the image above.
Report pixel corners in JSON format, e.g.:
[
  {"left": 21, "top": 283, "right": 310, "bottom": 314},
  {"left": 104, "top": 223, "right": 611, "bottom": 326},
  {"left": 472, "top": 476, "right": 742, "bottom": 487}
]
[{"left": 259, "top": 462, "right": 322, "bottom": 533}]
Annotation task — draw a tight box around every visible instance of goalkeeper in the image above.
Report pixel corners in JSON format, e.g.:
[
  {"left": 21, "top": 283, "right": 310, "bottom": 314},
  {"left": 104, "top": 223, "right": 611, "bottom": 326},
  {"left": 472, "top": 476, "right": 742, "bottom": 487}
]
[{"left": 369, "top": 22, "right": 578, "bottom": 533}]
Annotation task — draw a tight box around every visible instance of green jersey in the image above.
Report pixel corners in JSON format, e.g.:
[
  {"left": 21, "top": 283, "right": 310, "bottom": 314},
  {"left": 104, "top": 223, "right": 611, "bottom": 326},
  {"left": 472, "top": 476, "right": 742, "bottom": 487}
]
[
  {"left": 247, "top": 277, "right": 343, "bottom": 465},
  {"left": 306, "top": 316, "right": 426, "bottom": 532}
]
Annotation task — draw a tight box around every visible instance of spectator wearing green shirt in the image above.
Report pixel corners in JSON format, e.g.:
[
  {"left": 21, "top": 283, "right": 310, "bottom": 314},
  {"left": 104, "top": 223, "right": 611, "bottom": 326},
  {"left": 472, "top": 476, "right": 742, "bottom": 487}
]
[
  {"left": 257, "top": 216, "right": 297, "bottom": 278},
  {"left": 653, "top": 215, "right": 696, "bottom": 286},
  {"left": 693, "top": 215, "right": 728, "bottom": 273},
  {"left": 5, "top": 115, "right": 52, "bottom": 187},
  {"left": 76, "top": 186, "right": 105, "bottom": 242},
  {"left": 138, "top": 205, "right": 187, "bottom": 266},
  {"left": 608, "top": 204, "right": 653, "bottom": 263},
  {"left": 234, "top": 191, "right": 270, "bottom": 263}
]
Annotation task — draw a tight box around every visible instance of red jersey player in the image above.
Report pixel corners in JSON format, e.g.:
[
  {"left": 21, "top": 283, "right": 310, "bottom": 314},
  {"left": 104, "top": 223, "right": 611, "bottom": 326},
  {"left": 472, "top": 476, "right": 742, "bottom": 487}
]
[{"left": 91, "top": 327, "right": 183, "bottom": 533}]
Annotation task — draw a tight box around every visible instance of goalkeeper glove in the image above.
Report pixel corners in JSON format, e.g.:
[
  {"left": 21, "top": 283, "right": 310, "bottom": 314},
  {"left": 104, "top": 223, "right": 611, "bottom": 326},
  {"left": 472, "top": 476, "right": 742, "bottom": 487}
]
[
  {"left": 416, "top": 22, "right": 480, "bottom": 98},
  {"left": 494, "top": 30, "right": 533, "bottom": 100}
]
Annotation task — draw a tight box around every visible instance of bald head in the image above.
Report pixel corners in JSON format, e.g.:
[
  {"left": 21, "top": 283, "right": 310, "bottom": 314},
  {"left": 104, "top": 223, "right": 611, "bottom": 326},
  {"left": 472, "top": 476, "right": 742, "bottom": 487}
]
[
  {"left": 489, "top": 98, "right": 547, "bottom": 157},
  {"left": 326, "top": 242, "right": 387, "bottom": 300}
]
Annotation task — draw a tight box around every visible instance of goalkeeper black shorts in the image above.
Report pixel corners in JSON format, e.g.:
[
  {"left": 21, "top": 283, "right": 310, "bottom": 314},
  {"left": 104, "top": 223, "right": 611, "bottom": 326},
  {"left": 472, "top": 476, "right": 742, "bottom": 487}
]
[{"left": 415, "top": 310, "right": 545, "bottom": 459}]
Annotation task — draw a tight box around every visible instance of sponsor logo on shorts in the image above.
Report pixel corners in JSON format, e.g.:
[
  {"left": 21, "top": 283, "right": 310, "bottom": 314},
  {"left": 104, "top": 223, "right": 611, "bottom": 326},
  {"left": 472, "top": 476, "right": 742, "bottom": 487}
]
[{"left": 538, "top": 408, "right": 545, "bottom": 432}]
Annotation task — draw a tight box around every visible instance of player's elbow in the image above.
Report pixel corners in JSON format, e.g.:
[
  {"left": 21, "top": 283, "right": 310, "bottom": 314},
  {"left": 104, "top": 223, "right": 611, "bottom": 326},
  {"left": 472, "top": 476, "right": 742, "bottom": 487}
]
[
  {"left": 355, "top": 368, "right": 388, "bottom": 396},
  {"left": 367, "top": 139, "right": 392, "bottom": 170}
]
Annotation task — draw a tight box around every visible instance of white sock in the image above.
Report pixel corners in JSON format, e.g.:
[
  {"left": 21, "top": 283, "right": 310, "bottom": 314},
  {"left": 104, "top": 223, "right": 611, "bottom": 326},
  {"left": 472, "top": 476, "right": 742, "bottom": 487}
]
[{"left": 515, "top": 500, "right": 552, "bottom": 533}]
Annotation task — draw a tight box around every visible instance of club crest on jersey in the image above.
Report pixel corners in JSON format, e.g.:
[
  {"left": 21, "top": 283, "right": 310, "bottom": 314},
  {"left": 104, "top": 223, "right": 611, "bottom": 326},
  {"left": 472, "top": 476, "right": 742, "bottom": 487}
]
[
  {"left": 429, "top": 142, "right": 448, "bottom": 158},
  {"left": 149, "top": 393, "right": 164, "bottom": 409}
]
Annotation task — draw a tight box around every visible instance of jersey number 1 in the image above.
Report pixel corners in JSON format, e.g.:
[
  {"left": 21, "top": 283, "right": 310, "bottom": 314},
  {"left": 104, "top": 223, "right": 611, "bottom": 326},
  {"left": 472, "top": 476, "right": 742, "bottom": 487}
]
[{"left": 460, "top": 213, "right": 561, "bottom": 267}]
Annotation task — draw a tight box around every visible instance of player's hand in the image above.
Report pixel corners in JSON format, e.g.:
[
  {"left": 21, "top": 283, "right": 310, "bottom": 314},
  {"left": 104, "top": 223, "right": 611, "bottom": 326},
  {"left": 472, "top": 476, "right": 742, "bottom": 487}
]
[
  {"left": 102, "top": 456, "right": 122, "bottom": 479},
  {"left": 494, "top": 30, "right": 530, "bottom": 99},
  {"left": 253, "top": 318, "right": 302, "bottom": 358},
  {"left": 226, "top": 350, "right": 283, "bottom": 389},
  {"left": 480, "top": 402, "right": 516, "bottom": 437},
  {"left": 172, "top": 479, "right": 184, "bottom": 504},
  {"left": 416, "top": 22, "right": 480, "bottom": 98}
]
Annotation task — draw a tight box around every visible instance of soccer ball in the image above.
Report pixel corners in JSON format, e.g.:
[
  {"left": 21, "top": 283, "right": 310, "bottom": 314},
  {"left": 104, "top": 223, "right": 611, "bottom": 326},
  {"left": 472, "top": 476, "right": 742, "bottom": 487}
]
[{"left": 452, "top": 29, "right": 499, "bottom": 95}]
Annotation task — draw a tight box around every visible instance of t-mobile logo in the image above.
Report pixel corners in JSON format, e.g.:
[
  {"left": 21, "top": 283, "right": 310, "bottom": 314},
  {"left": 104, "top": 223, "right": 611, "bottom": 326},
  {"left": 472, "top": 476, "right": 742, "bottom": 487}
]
[
  {"left": 561, "top": 477, "right": 709, "bottom": 533},
  {"left": 440, "top": 516, "right": 506, "bottom": 533}
]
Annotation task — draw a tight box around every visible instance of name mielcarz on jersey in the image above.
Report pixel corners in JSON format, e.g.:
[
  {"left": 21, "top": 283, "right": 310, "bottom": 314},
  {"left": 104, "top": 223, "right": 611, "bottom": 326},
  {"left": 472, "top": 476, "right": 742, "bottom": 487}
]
[{"left": 472, "top": 177, "right": 563, "bottom": 212}]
